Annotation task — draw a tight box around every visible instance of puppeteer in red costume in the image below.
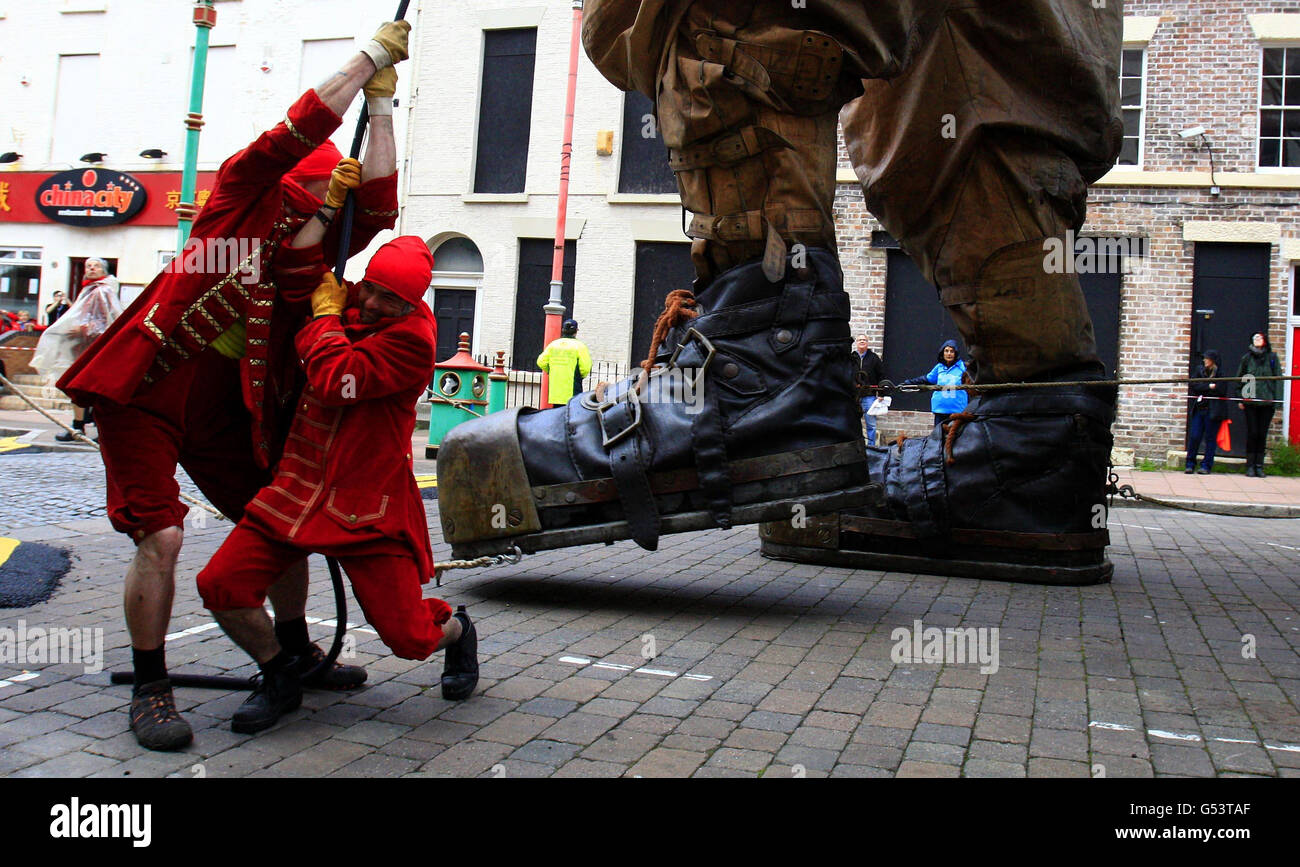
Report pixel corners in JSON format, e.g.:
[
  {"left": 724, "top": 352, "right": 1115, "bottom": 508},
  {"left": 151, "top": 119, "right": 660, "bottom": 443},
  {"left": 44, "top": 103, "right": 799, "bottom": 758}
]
[
  {"left": 197, "top": 237, "right": 479, "bottom": 735},
  {"left": 52, "top": 20, "right": 414, "bottom": 753},
  {"left": 59, "top": 91, "right": 398, "bottom": 536}
]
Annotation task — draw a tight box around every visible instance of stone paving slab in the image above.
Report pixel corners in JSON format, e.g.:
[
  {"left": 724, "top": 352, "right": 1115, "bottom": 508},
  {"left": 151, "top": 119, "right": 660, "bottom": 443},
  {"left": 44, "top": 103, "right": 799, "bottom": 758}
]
[{"left": 2, "top": 443, "right": 1299, "bottom": 778}]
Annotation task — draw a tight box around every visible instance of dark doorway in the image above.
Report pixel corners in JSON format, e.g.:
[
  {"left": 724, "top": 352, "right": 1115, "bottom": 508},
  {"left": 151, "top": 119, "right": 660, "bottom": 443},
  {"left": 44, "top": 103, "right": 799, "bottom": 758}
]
[
  {"left": 512, "top": 238, "right": 576, "bottom": 371},
  {"left": 631, "top": 241, "right": 694, "bottom": 367},
  {"left": 68, "top": 256, "right": 120, "bottom": 301},
  {"left": 433, "top": 288, "right": 477, "bottom": 364},
  {"left": 1190, "top": 242, "right": 1272, "bottom": 457},
  {"left": 882, "top": 243, "right": 1124, "bottom": 413},
  {"left": 882, "top": 250, "right": 968, "bottom": 413}
]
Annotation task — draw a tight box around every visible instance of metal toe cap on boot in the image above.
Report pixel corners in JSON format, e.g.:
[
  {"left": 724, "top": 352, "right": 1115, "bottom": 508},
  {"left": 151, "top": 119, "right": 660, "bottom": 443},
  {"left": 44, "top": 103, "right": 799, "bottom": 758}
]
[{"left": 438, "top": 408, "right": 542, "bottom": 549}]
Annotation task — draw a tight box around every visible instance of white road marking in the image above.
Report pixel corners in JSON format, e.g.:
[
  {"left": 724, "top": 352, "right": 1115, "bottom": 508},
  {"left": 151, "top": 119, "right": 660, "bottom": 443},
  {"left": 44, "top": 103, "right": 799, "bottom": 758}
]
[
  {"left": 1266, "top": 542, "right": 1300, "bottom": 552},
  {"left": 1109, "top": 522, "right": 1167, "bottom": 532},
  {"left": 1090, "top": 721, "right": 1300, "bottom": 754},
  {"left": 1149, "top": 729, "right": 1203, "bottom": 742},
  {"left": 561, "top": 654, "right": 713, "bottom": 682},
  {"left": 0, "top": 672, "right": 39, "bottom": 690},
  {"left": 166, "top": 616, "right": 376, "bottom": 643},
  {"left": 165, "top": 622, "right": 221, "bottom": 641}
]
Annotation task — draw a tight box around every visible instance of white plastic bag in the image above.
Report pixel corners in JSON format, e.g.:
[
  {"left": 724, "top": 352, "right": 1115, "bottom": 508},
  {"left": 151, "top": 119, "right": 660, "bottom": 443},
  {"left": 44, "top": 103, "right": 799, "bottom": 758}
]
[
  {"left": 30, "top": 276, "right": 123, "bottom": 384},
  {"left": 867, "top": 395, "right": 891, "bottom": 416}
]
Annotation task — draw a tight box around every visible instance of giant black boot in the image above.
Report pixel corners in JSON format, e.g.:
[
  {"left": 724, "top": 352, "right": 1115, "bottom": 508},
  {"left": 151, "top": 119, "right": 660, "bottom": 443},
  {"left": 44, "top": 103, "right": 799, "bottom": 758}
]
[
  {"left": 439, "top": 249, "right": 876, "bottom": 557},
  {"left": 761, "top": 240, "right": 1117, "bottom": 586}
]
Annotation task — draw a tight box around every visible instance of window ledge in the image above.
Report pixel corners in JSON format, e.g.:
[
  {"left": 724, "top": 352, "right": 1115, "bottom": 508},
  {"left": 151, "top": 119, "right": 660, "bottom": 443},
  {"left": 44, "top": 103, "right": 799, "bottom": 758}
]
[
  {"left": 461, "top": 193, "right": 529, "bottom": 204},
  {"left": 1249, "top": 14, "right": 1300, "bottom": 42},
  {"left": 1095, "top": 168, "right": 1300, "bottom": 189},
  {"left": 59, "top": 0, "right": 107, "bottom": 12},
  {"left": 1123, "top": 16, "right": 1162, "bottom": 45},
  {"left": 607, "top": 193, "right": 680, "bottom": 205}
]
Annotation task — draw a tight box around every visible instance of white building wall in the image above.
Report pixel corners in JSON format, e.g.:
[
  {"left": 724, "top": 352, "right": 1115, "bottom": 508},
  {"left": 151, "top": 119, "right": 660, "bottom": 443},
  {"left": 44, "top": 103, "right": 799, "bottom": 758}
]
[
  {"left": 402, "top": 0, "right": 684, "bottom": 367},
  {"left": 0, "top": 0, "right": 414, "bottom": 310}
]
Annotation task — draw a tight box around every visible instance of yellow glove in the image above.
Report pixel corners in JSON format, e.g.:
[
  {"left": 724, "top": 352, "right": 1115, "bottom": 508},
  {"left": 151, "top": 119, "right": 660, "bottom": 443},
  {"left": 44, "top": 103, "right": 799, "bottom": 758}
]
[
  {"left": 324, "top": 157, "right": 362, "bottom": 209},
  {"left": 363, "top": 67, "right": 397, "bottom": 117},
  {"left": 311, "top": 272, "right": 347, "bottom": 319},
  {"left": 362, "top": 20, "right": 411, "bottom": 70}
]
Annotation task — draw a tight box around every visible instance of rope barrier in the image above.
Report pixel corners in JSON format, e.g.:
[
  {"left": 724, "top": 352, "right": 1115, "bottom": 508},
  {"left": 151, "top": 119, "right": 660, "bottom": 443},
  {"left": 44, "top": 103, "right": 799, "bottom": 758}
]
[{"left": 877, "top": 373, "right": 1298, "bottom": 395}]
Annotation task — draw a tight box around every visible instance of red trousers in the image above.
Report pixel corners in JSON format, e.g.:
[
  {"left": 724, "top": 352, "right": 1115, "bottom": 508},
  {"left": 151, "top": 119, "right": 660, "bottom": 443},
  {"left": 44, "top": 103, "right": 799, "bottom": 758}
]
[
  {"left": 96, "top": 349, "right": 271, "bottom": 542},
  {"left": 197, "top": 522, "right": 452, "bottom": 660}
]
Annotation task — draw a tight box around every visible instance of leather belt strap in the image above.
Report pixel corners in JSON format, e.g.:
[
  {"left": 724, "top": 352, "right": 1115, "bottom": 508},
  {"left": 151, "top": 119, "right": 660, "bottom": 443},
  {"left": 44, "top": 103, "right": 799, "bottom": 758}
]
[
  {"left": 769, "top": 276, "right": 814, "bottom": 355},
  {"left": 687, "top": 210, "right": 767, "bottom": 243},
  {"left": 602, "top": 396, "right": 661, "bottom": 551},
  {"left": 668, "top": 125, "right": 791, "bottom": 171}
]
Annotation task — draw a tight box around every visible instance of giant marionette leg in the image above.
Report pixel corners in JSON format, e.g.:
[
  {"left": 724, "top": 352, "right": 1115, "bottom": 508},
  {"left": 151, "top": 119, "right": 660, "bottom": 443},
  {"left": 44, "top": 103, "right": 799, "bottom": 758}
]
[
  {"left": 438, "top": 0, "right": 950, "bottom": 557},
  {"left": 761, "top": 0, "right": 1124, "bottom": 583}
]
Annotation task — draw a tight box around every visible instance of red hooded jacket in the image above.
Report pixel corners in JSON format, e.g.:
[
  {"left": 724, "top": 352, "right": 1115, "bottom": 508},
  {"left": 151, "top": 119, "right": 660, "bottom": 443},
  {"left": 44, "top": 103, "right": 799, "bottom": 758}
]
[
  {"left": 58, "top": 89, "right": 398, "bottom": 468},
  {"left": 243, "top": 283, "right": 437, "bottom": 579}
]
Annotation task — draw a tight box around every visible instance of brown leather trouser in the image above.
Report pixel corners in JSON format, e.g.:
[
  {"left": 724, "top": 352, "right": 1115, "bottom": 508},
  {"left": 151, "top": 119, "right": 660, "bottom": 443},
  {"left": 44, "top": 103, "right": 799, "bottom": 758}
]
[{"left": 583, "top": 0, "right": 1123, "bottom": 383}]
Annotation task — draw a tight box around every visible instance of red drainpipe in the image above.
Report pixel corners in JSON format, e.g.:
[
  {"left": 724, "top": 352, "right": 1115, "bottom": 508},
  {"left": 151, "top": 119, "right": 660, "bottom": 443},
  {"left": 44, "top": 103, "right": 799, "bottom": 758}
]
[{"left": 540, "top": 0, "right": 583, "bottom": 409}]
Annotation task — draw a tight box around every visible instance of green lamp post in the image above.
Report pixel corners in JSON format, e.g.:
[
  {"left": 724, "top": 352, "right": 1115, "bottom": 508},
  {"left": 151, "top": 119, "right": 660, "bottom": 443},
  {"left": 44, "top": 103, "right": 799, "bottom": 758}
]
[{"left": 176, "top": 0, "right": 216, "bottom": 250}]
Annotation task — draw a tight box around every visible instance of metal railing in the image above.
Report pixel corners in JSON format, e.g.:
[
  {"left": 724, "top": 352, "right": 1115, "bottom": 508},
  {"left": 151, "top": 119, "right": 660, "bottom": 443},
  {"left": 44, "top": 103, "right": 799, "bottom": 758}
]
[{"left": 472, "top": 354, "right": 633, "bottom": 409}]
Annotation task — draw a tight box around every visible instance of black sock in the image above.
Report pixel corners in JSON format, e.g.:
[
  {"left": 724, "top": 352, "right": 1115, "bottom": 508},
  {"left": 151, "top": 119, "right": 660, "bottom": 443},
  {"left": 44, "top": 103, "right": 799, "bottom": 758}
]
[
  {"left": 132, "top": 646, "right": 167, "bottom": 687},
  {"left": 72, "top": 418, "right": 86, "bottom": 432},
  {"left": 260, "top": 649, "right": 296, "bottom": 674},
  {"left": 274, "top": 617, "right": 311, "bottom": 655}
]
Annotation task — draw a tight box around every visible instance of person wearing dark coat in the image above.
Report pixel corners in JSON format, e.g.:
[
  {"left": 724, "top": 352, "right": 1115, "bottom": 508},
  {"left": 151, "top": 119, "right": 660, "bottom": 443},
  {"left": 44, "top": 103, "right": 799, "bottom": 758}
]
[
  {"left": 1236, "top": 332, "right": 1283, "bottom": 477},
  {"left": 1185, "top": 349, "right": 1227, "bottom": 474},
  {"left": 853, "top": 335, "right": 884, "bottom": 445}
]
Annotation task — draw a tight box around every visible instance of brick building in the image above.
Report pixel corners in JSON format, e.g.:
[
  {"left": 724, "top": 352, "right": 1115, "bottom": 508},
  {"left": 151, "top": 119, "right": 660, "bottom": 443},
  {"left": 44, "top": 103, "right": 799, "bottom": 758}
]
[{"left": 402, "top": 1, "right": 1299, "bottom": 461}]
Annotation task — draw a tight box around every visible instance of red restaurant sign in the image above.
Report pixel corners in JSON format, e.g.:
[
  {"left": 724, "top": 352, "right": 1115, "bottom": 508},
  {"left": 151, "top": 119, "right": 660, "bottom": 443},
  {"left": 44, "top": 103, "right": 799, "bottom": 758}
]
[{"left": 0, "top": 170, "right": 218, "bottom": 227}]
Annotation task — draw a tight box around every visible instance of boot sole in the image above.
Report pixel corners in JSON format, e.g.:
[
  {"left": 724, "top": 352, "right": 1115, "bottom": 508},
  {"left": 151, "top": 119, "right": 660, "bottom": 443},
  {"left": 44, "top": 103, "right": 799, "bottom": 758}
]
[
  {"left": 760, "top": 514, "right": 1113, "bottom": 586},
  {"left": 231, "top": 693, "right": 303, "bottom": 734},
  {"left": 450, "top": 483, "right": 879, "bottom": 559}
]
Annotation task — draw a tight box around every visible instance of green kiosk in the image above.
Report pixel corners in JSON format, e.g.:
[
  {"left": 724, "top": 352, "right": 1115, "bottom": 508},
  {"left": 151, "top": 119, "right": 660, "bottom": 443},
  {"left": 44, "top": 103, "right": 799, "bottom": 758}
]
[{"left": 426, "top": 334, "right": 507, "bottom": 459}]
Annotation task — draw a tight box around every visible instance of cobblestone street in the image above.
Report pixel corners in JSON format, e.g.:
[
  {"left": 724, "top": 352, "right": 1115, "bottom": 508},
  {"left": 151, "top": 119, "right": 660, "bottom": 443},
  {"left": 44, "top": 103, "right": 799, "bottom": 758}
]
[{"left": 2, "top": 450, "right": 1299, "bottom": 778}]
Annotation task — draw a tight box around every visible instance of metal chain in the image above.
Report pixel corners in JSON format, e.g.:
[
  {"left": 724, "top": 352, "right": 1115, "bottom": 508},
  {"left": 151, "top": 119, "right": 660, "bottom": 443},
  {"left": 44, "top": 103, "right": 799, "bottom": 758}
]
[{"left": 1106, "top": 469, "right": 1297, "bottom": 519}]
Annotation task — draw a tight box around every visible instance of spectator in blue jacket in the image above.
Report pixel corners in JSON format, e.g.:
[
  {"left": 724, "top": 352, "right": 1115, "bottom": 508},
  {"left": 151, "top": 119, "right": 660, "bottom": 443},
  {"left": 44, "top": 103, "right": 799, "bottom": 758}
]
[{"left": 902, "top": 339, "right": 970, "bottom": 426}]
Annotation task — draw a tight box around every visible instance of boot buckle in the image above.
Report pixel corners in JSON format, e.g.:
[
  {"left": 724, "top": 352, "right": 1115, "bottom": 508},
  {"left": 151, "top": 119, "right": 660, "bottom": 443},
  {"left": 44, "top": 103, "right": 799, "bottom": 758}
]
[
  {"left": 597, "top": 390, "right": 643, "bottom": 448},
  {"left": 666, "top": 327, "right": 717, "bottom": 378}
]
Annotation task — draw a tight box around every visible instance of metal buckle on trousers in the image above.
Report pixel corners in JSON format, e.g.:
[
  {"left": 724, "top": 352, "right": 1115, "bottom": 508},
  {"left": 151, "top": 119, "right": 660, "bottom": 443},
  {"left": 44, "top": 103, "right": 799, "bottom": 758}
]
[{"left": 597, "top": 390, "right": 642, "bottom": 449}]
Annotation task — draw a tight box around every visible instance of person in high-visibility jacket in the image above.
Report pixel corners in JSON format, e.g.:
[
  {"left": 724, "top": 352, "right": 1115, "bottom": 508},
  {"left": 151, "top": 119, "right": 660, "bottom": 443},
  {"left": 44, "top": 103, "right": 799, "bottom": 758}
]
[{"left": 537, "top": 319, "right": 592, "bottom": 405}]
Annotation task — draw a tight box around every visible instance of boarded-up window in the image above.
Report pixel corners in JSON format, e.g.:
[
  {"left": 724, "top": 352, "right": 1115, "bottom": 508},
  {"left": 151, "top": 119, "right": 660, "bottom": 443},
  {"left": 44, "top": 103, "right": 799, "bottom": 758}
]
[
  {"left": 631, "top": 242, "right": 694, "bottom": 365},
  {"left": 619, "top": 92, "right": 676, "bottom": 194},
  {"left": 512, "top": 238, "right": 576, "bottom": 370},
  {"left": 474, "top": 29, "right": 537, "bottom": 193}
]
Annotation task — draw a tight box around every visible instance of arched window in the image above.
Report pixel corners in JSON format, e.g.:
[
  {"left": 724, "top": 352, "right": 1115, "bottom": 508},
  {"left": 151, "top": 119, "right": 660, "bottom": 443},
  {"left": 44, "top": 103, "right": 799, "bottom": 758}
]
[{"left": 429, "top": 236, "right": 483, "bottom": 363}]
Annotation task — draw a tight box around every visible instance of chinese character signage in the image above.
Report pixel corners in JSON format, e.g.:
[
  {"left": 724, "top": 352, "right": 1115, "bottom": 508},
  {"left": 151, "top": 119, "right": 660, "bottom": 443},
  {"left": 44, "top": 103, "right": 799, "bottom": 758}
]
[{"left": 0, "top": 171, "right": 217, "bottom": 227}]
